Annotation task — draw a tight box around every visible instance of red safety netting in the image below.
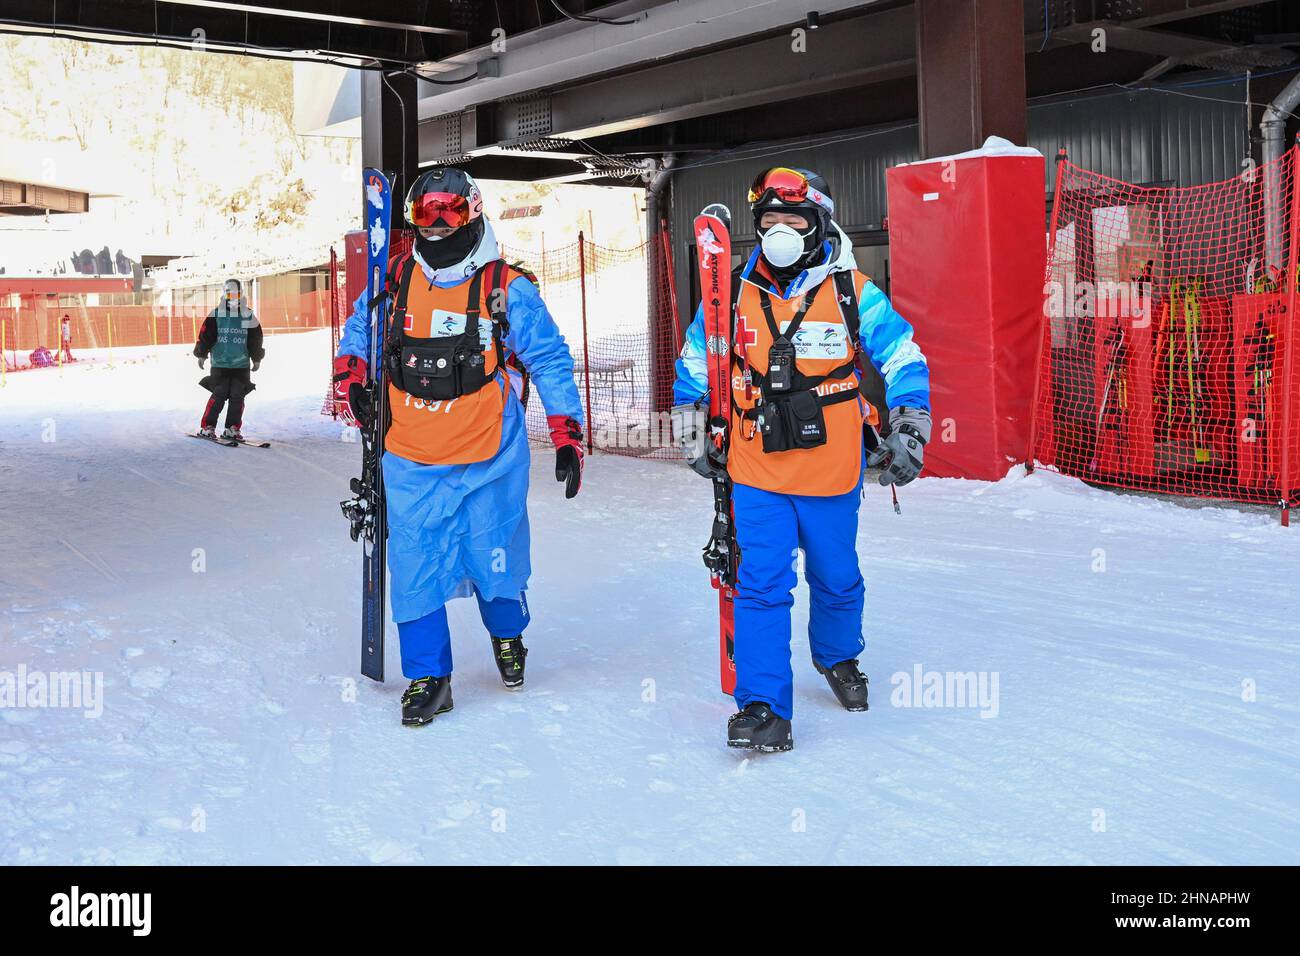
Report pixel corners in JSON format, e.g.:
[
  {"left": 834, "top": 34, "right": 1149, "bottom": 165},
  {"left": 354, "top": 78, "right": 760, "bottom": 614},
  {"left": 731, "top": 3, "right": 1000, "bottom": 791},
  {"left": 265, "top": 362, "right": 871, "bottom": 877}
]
[
  {"left": 1030, "top": 149, "right": 1300, "bottom": 513},
  {"left": 327, "top": 230, "right": 683, "bottom": 457},
  {"left": 321, "top": 246, "right": 346, "bottom": 417},
  {"left": 0, "top": 288, "right": 338, "bottom": 375},
  {"left": 500, "top": 232, "right": 682, "bottom": 459}
]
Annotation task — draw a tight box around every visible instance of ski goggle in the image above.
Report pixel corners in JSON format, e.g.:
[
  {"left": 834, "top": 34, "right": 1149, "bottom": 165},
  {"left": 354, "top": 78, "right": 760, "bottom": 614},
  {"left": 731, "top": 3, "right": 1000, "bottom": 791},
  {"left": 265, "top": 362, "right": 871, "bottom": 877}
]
[
  {"left": 406, "top": 192, "right": 476, "bottom": 229},
  {"left": 747, "top": 167, "right": 834, "bottom": 215}
]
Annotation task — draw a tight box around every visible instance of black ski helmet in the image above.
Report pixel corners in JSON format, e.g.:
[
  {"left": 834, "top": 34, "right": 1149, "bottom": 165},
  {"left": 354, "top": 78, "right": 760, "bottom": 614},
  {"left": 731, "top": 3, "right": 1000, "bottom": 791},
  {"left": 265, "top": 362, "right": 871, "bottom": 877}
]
[
  {"left": 748, "top": 166, "right": 835, "bottom": 272},
  {"left": 404, "top": 167, "right": 487, "bottom": 268}
]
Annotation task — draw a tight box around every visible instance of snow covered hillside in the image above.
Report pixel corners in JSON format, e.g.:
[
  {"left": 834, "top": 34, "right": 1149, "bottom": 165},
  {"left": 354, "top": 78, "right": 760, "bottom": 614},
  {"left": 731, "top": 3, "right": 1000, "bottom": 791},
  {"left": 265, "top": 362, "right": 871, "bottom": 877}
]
[{"left": 1, "top": 331, "right": 1297, "bottom": 865}]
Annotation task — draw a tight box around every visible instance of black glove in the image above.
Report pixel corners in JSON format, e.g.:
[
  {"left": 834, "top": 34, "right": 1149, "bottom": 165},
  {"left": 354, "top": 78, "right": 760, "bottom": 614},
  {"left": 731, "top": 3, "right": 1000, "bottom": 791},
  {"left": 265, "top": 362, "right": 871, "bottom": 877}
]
[
  {"left": 548, "top": 416, "right": 584, "bottom": 499},
  {"left": 866, "top": 407, "right": 931, "bottom": 487},
  {"left": 671, "top": 401, "right": 726, "bottom": 480},
  {"left": 251, "top": 359, "right": 261, "bottom": 372},
  {"left": 349, "top": 383, "right": 373, "bottom": 430},
  {"left": 555, "top": 445, "right": 582, "bottom": 499}
]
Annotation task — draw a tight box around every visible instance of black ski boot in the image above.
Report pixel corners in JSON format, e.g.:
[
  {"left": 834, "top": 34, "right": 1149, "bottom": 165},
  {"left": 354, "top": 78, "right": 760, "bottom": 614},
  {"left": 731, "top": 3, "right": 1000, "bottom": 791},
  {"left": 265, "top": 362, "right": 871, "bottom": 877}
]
[
  {"left": 401, "top": 676, "right": 453, "bottom": 726},
  {"left": 491, "top": 636, "right": 528, "bottom": 689},
  {"left": 727, "top": 702, "right": 793, "bottom": 752},
  {"left": 815, "top": 658, "right": 869, "bottom": 711}
]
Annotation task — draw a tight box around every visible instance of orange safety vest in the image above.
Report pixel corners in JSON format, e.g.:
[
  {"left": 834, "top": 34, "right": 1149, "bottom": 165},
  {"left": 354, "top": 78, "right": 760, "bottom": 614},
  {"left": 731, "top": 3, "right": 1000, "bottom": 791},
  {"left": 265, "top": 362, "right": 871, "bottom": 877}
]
[
  {"left": 728, "top": 268, "right": 878, "bottom": 496},
  {"left": 384, "top": 257, "right": 528, "bottom": 466}
]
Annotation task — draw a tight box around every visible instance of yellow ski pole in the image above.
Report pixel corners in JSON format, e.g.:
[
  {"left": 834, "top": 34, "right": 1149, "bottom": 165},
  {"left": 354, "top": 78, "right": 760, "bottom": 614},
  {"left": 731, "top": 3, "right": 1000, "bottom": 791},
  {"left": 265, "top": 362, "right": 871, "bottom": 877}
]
[
  {"left": 1166, "top": 277, "right": 1180, "bottom": 438},
  {"left": 1185, "top": 278, "right": 1209, "bottom": 463}
]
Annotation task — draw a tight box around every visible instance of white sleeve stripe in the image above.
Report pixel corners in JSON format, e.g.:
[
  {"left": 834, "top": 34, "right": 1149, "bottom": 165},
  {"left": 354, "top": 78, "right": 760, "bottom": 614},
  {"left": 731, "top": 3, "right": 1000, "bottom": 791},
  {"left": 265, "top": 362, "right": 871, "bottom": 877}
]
[{"left": 880, "top": 338, "right": 927, "bottom": 380}]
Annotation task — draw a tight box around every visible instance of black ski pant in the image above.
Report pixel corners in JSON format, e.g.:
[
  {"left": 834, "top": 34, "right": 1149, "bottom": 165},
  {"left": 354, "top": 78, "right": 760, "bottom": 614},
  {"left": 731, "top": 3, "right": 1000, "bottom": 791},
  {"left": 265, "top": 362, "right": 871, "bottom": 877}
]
[{"left": 201, "top": 367, "right": 253, "bottom": 429}]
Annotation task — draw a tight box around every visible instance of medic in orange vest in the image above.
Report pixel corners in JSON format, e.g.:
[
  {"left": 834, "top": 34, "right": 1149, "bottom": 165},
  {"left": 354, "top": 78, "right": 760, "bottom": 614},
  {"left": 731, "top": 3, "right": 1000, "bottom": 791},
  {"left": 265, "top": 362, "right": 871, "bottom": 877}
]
[
  {"left": 671, "top": 167, "right": 931, "bottom": 752},
  {"left": 333, "top": 168, "right": 585, "bottom": 726}
]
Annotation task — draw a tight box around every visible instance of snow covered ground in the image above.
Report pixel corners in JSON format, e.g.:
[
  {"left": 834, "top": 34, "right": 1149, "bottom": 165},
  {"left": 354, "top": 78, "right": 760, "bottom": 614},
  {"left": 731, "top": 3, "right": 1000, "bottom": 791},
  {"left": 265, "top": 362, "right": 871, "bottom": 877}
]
[{"left": 1, "top": 330, "right": 1297, "bottom": 865}]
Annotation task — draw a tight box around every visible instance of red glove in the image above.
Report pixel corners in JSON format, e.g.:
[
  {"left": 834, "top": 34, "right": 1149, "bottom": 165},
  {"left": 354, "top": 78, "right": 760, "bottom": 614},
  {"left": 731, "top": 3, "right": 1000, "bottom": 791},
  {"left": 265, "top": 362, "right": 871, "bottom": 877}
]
[
  {"left": 332, "top": 354, "right": 370, "bottom": 428},
  {"left": 548, "top": 415, "right": 584, "bottom": 499}
]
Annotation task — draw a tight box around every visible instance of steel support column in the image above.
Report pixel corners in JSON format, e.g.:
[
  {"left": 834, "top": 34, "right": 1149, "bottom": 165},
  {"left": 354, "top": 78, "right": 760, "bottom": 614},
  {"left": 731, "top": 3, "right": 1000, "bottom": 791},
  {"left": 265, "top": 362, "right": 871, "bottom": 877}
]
[
  {"left": 361, "top": 69, "right": 419, "bottom": 207},
  {"left": 917, "top": 0, "right": 1027, "bottom": 158}
]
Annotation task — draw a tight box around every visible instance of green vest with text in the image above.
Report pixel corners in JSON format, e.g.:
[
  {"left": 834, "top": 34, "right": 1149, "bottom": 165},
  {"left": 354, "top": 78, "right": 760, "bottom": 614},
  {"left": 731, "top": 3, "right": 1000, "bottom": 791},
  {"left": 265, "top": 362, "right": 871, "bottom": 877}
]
[{"left": 211, "top": 303, "right": 254, "bottom": 369}]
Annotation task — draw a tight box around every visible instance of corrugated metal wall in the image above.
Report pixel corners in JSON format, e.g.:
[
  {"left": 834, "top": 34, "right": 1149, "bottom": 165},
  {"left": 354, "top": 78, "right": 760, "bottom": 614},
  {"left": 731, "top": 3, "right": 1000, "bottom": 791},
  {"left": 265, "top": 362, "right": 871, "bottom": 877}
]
[{"left": 668, "top": 87, "right": 1252, "bottom": 320}]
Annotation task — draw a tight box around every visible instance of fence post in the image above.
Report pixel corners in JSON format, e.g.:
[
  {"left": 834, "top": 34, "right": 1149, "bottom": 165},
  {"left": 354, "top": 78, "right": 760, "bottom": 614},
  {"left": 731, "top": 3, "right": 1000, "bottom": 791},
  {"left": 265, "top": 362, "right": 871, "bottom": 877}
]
[
  {"left": 107, "top": 312, "right": 114, "bottom": 368},
  {"left": 1025, "top": 147, "right": 1070, "bottom": 475},
  {"left": 661, "top": 219, "right": 682, "bottom": 353},
  {"left": 1, "top": 315, "right": 6, "bottom": 387},
  {"left": 1279, "top": 144, "right": 1300, "bottom": 526},
  {"left": 578, "top": 231, "right": 595, "bottom": 453},
  {"left": 151, "top": 310, "right": 158, "bottom": 347}
]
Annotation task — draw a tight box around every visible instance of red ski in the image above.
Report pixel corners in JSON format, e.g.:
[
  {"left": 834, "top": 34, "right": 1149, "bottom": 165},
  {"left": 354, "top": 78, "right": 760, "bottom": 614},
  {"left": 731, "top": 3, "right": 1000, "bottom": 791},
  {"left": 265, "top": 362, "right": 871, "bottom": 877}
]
[{"left": 694, "top": 204, "right": 738, "bottom": 695}]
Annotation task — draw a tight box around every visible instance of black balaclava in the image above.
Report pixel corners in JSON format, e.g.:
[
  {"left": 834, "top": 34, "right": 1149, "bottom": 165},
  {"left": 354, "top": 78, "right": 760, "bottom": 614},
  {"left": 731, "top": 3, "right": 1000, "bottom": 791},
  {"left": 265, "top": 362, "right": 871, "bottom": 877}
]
[{"left": 416, "top": 216, "right": 485, "bottom": 270}]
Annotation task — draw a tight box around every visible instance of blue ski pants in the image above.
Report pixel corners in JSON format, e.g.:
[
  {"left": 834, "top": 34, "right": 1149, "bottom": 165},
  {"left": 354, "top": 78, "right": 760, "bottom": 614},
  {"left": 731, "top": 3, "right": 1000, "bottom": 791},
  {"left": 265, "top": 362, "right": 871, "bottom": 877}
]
[
  {"left": 397, "top": 588, "right": 530, "bottom": 679},
  {"left": 731, "top": 479, "right": 866, "bottom": 719}
]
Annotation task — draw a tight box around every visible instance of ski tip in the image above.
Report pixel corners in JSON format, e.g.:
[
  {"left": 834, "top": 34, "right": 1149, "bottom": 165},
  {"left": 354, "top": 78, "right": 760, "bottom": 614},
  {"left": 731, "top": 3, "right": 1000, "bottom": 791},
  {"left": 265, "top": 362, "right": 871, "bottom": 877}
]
[{"left": 700, "top": 203, "right": 732, "bottom": 228}]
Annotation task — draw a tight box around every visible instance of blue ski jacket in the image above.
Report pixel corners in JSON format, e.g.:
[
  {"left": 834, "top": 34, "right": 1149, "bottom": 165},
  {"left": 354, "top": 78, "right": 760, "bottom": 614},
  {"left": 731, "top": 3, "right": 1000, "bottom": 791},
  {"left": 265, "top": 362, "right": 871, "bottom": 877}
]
[
  {"left": 337, "top": 262, "right": 583, "bottom": 624},
  {"left": 673, "top": 239, "right": 930, "bottom": 414}
]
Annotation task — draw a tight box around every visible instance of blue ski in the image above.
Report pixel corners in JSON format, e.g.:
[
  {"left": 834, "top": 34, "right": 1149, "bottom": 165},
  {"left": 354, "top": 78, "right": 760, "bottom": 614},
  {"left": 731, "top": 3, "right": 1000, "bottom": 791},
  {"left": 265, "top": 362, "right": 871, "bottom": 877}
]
[{"left": 340, "top": 167, "right": 393, "bottom": 682}]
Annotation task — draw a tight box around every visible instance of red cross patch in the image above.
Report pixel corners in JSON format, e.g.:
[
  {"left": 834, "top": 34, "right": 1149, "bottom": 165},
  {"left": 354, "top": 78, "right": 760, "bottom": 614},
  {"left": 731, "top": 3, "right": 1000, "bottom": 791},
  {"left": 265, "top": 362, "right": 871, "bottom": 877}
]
[{"left": 736, "top": 314, "right": 759, "bottom": 350}]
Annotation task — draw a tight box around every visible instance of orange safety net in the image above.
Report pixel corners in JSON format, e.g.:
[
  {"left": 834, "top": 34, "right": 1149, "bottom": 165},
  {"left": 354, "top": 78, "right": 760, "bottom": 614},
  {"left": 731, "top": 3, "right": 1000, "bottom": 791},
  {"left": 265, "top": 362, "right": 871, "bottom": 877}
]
[
  {"left": 1031, "top": 149, "right": 1300, "bottom": 512},
  {"left": 0, "top": 288, "right": 337, "bottom": 372},
  {"left": 500, "top": 232, "right": 682, "bottom": 459}
]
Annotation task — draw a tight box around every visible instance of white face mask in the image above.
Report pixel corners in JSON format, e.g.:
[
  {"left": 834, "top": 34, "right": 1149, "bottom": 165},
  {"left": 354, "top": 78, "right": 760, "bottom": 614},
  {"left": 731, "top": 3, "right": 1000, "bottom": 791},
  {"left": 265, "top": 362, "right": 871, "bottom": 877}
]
[{"left": 760, "top": 222, "right": 813, "bottom": 269}]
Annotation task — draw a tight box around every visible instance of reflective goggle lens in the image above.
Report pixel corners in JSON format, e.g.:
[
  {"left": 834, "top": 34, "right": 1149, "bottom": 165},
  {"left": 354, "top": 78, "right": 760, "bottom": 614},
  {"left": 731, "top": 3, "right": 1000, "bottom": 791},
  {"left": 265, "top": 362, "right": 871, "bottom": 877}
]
[
  {"left": 408, "top": 192, "right": 471, "bottom": 228},
  {"left": 748, "top": 167, "right": 810, "bottom": 205}
]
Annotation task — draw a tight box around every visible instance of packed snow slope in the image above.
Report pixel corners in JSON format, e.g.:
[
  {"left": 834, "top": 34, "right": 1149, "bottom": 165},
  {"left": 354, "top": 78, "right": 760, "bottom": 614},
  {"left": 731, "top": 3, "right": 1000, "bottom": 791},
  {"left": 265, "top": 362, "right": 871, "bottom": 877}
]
[{"left": 1, "top": 332, "right": 1297, "bottom": 865}]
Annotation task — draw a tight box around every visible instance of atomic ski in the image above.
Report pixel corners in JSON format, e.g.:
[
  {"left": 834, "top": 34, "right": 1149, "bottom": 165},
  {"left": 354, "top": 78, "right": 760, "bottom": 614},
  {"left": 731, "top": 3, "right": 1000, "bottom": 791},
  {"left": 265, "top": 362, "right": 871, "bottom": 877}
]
[
  {"left": 340, "top": 167, "right": 393, "bottom": 683},
  {"left": 230, "top": 436, "right": 271, "bottom": 448},
  {"left": 694, "top": 203, "right": 738, "bottom": 696}
]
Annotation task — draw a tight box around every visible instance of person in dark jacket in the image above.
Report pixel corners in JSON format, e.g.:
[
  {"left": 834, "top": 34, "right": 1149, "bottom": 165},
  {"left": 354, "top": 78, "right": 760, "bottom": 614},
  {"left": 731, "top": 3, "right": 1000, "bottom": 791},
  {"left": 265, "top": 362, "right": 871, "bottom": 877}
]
[{"left": 194, "top": 278, "right": 264, "bottom": 440}]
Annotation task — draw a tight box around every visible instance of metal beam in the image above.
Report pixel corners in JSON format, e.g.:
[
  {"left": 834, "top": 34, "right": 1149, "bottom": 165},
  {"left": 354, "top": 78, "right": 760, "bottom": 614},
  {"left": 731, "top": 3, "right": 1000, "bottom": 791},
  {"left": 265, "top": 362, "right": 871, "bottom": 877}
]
[
  {"left": 1052, "top": 21, "right": 1291, "bottom": 64},
  {"left": 408, "top": 0, "right": 890, "bottom": 118},
  {"left": 451, "top": 4, "right": 917, "bottom": 147},
  {"left": 1023, "top": 0, "right": 1273, "bottom": 46},
  {"left": 446, "top": 154, "right": 594, "bottom": 182},
  {"left": 144, "top": 0, "right": 466, "bottom": 36},
  {"left": 1023, "top": 0, "right": 1269, "bottom": 31},
  {"left": 476, "top": 145, "right": 591, "bottom": 162},
  {"left": 0, "top": 0, "right": 467, "bottom": 67},
  {"left": 1122, "top": 0, "right": 1272, "bottom": 30}
]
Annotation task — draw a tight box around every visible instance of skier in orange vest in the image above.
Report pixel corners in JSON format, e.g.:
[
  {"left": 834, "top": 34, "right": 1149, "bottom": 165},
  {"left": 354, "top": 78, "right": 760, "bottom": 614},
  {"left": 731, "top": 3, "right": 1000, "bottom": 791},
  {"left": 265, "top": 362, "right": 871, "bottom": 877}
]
[
  {"left": 333, "top": 168, "right": 585, "bottom": 726},
  {"left": 672, "top": 167, "right": 931, "bottom": 751}
]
